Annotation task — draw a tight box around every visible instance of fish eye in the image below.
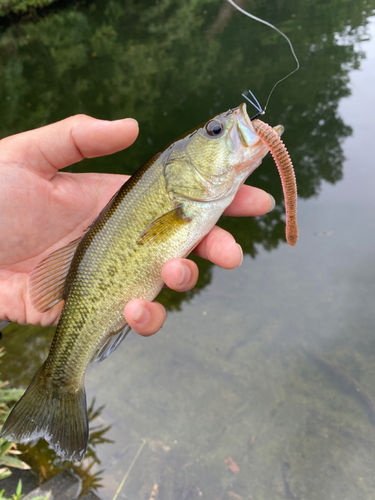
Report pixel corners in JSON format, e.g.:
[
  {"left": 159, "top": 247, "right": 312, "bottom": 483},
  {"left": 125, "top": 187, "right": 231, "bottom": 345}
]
[{"left": 206, "top": 120, "right": 224, "bottom": 137}]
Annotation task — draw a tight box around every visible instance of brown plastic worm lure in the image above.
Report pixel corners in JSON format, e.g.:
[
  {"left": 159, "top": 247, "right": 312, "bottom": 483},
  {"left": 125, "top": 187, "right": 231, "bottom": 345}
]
[{"left": 252, "top": 119, "right": 298, "bottom": 246}]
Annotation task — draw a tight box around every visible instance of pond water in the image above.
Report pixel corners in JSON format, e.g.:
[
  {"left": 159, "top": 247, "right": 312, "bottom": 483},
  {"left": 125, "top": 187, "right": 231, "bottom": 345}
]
[{"left": 1, "top": 1, "right": 375, "bottom": 499}]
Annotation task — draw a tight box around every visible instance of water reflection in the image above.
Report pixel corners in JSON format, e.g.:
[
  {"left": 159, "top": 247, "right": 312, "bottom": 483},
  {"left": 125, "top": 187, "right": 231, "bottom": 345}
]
[
  {"left": 1, "top": 0, "right": 375, "bottom": 499},
  {"left": 0, "top": 0, "right": 371, "bottom": 238},
  {"left": 0, "top": 0, "right": 371, "bottom": 311}
]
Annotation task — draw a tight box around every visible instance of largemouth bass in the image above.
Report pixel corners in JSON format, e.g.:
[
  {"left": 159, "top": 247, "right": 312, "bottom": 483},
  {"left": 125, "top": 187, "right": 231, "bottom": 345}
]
[{"left": 0, "top": 103, "right": 298, "bottom": 461}]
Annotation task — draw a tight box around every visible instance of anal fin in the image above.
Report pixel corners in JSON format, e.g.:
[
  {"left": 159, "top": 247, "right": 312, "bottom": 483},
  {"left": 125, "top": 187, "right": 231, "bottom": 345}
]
[{"left": 93, "top": 324, "right": 131, "bottom": 363}]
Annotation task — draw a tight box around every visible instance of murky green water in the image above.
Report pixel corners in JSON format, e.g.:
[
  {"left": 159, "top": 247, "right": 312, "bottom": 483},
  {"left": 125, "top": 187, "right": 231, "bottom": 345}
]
[{"left": 1, "top": 0, "right": 375, "bottom": 498}]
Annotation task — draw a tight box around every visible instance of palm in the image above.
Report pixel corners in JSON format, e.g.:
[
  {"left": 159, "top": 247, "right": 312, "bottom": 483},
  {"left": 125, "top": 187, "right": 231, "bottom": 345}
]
[{"left": 0, "top": 165, "right": 127, "bottom": 324}]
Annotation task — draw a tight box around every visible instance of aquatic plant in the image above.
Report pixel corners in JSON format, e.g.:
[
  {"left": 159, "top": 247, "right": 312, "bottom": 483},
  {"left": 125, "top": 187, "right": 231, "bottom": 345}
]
[{"left": 0, "top": 479, "right": 50, "bottom": 500}]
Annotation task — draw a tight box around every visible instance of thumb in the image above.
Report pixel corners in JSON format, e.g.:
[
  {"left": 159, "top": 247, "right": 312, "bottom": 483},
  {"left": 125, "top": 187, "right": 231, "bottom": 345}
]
[{"left": 1, "top": 115, "right": 139, "bottom": 180}]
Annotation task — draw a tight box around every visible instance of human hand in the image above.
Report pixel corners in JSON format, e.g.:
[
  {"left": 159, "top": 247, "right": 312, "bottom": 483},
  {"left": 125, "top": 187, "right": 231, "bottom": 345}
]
[{"left": 0, "top": 115, "right": 273, "bottom": 336}]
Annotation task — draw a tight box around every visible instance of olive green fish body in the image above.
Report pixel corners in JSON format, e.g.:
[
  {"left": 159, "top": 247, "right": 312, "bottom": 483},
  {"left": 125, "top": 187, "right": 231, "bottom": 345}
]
[
  {"left": 49, "top": 155, "right": 239, "bottom": 384},
  {"left": 48, "top": 158, "right": 174, "bottom": 384},
  {"left": 1, "top": 104, "right": 296, "bottom": 461}
]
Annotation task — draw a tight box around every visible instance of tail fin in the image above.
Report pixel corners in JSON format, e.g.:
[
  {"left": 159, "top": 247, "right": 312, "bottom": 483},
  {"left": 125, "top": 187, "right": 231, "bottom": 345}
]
[{"left": 0, "top": 365, "right": 88, "bottom": 462}]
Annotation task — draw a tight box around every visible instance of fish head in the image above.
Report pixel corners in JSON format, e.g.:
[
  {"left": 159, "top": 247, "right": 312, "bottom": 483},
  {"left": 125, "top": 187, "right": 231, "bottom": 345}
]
[
  {"left": 189, "top": 102, "right": 284, "bottom": 178},
  {"left": 164, "top": 103, "right": 283, "bottom": 203}
]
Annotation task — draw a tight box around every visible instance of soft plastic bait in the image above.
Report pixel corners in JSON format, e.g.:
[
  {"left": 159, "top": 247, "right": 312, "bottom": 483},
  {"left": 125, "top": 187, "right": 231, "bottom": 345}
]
[{"left": 252, "top": 119, "right": 298, "bottom": 246}]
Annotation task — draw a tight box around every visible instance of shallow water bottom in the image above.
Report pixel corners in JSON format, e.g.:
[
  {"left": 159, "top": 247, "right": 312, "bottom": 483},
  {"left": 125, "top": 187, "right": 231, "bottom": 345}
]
[{"left": 85, "top": 196, "right": 375, "bottom": 500}]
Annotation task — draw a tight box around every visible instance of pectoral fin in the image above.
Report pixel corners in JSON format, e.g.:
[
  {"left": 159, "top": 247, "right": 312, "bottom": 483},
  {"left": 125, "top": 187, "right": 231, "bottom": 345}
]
[{"left": 137, "top": 205, "right": 191, "bottom": 245}]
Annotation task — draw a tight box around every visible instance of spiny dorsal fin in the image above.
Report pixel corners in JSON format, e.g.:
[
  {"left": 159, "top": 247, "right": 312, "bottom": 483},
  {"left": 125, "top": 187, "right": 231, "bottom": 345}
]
[
  {"left": 137, "top": 205, "right": 190, "bottom": 246},
  {"left": 29, "top": 236, "right": 83, "bottom": 313},
  {"left": 93, "top": 325, "right": 131, "bottom": 363}
]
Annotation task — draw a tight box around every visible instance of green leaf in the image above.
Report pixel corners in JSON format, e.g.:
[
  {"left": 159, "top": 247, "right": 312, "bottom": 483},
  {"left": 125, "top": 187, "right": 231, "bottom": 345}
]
[
  {"left": 0, "top": 468, "right": 12, "bottom": 480},
  {"left": 15, "top": 479, "right": 22, "bottom": 497},
  {"left": 0, "top": 441, "right": 13, "bottom": 460},
  {"left": 0, "top": 455, "right": 30, "bottom": 469}
]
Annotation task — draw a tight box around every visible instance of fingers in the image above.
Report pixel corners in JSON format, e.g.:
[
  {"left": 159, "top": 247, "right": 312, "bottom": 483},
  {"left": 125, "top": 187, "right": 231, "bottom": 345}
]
[
  {"left": 192, "top": 185, "right": 274, "bottom": 268},
  {"left": 124, "top": 299, "right": 166, "bottom": 337},
  {"left": 161, "top": 258, "right": 198, "bottom": 292},
  {"left": 223, "top": 185, "right": 275, "bottom": 217},
  {"left": 2, "top": 115, "right": 139, "bottom": 179},
  {"left": 194, "top": 226, "right": 243, "bottom": 269},
  {"left": 124, "top": 236, "right": 242, "bottom": 338},
  {"left": 124, "top": 259, "right": 198, "bottom": 337}
]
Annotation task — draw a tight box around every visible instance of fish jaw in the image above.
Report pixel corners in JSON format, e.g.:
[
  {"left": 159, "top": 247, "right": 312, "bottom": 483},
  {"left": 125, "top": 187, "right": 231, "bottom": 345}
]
[{"left": 229, "top": 103, "right": 284, "bottom": 182}]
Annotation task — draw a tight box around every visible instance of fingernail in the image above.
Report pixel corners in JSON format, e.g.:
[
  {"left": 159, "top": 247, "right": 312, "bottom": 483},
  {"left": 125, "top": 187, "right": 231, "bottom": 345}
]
[
  {"left": 113, "top": 118, "right": 139, "bottom": 126},
  {"left": 267, "top": 194, "right": 276, "bottom": 212},
  {"left": 178, "top": 262, "right": 191, "bottom": 285},
  {"left": 134, "top": 304, "right": 151, "bottom": 325},
  {"left": 125, "top": 118, "right": 139, "bottom": 126},
  {"left": 236, "top": 244, "right": 243, "bottom": 267}
]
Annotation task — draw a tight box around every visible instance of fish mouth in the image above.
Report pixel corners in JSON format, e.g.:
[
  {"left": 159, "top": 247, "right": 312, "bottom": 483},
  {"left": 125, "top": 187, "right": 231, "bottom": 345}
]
[
  {"left": 235, "top": 103, "right": 255, "bottom": 147},
  {"left": 235, "top": 103, "right": 284, "bottom": 146}
]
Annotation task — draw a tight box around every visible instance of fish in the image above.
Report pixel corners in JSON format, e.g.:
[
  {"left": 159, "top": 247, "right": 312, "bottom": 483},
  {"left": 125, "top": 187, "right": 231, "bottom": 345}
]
[{"left": 0, "top": 103, "right": 298, "bottom": 461}]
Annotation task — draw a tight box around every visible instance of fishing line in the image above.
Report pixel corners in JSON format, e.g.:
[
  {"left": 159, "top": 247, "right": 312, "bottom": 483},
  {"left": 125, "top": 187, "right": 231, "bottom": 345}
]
[
  {"left": 111, "top": 439, "right": 146, "bottom": 500},
  {"left": 226, "top": 0, "right": 300, "bottom": 114}
]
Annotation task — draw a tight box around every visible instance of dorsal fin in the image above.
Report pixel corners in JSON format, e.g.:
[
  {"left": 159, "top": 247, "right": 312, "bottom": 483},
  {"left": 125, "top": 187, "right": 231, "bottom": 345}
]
[
  {"left": 93, "top": 325, "right": 131, "bottom": 363},
  {"left": 29, "top": 236, "right": 83, "bottom": 313},
  {"left": 28, "top": 181, "right": 133, "bottom": 314}
]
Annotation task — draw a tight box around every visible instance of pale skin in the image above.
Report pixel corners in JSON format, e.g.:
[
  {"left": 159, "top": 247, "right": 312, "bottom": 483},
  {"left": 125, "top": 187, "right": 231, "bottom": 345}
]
[{"left": 0, "top": 115, "right": 274, "bottom": 337}]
